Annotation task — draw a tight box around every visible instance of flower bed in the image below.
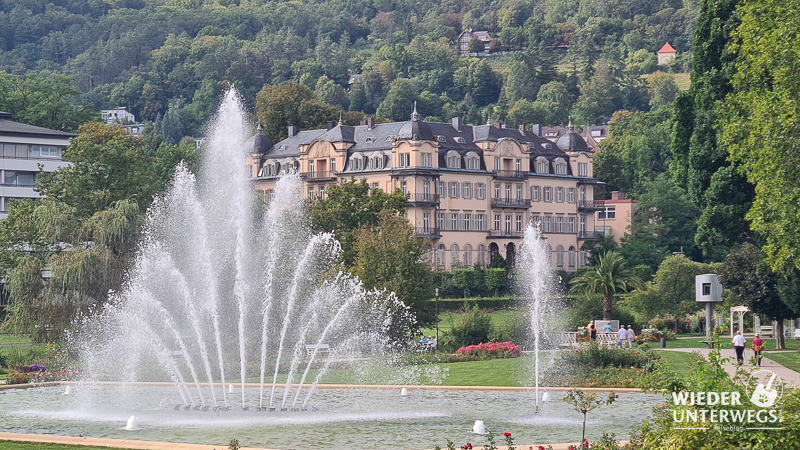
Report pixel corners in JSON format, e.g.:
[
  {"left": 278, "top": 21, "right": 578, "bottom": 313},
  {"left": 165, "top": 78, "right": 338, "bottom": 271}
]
[
  {"left": 6, "top": 368, "right": 81, "bottom": 385},
  {"left": 456, "top": 341, "right": 522, "bottom": 359}
]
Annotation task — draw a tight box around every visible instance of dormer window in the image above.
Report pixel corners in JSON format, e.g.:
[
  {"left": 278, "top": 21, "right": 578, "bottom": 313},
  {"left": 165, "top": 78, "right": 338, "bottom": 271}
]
[
  {"left": 437, "top": 135, "right": 446, "bottom": 142},
  {"left": 535, "top": 157, "right": 549, "bottom": 174},
  {"left": 385, "top": 135, "right": 394, "bottom": 141},
  {"left": 544, "top": 143, "right": 552, "bottom": 149},
  {"left": 350, "top": 156, "right": 364, "bottom": 171},
  {"left": 465, "top": 151, "right": 480, "bottom": 170},
  {"left": 279, "top": 145, "right": 287, "bottom": 150},
  {"left": 554, "top": 158, "right": 568, "bottom": 175},
  {"left": 527, "top": 143, "right": 535, "bottom": 151},
  {"left": 446, "top": 151, "right": 461, "bottom": 169},
  {"left": 455, "top": 137, "right": 466, "bottom": 143},
  {"left": 365, "top": 137, "right": 373, "bottom": 143}
]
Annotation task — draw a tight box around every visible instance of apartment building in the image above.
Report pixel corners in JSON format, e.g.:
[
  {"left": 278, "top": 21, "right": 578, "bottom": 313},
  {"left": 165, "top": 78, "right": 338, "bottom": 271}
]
[
  {"left": 0, "top": 112, "right": 73, "bottom": 219},
  {"left": 247, "top": 110, "right": 603, "bottom": 272}
]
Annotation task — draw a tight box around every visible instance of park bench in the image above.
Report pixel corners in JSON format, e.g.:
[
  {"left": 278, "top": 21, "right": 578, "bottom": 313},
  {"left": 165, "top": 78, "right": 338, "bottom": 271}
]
[
  {"left": 794, "top": 328, "right": 800, "bottom": 339},
  {"left": 305, "top": 344, "right": 330, "bottom": 357},
  {"left": 760, "top": 326, "right": 774, "bottom": 337}
]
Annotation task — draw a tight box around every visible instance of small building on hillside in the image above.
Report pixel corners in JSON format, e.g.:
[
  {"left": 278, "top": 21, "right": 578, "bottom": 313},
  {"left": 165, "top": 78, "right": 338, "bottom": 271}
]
[
  {"left": 101, "top": 107, "right": 136, "bottom": 125},
  {"left": 458, "top": 29, "right": 493, "bottom": 55},
  {"left": 657, "top": 42, "right": 677, "bottom": 65}
]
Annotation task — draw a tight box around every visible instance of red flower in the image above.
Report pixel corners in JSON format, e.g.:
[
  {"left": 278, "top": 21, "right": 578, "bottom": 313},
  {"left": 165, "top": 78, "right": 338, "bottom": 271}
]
[{"left": 504, "top": 432, "right": 511, "bottom": 437}]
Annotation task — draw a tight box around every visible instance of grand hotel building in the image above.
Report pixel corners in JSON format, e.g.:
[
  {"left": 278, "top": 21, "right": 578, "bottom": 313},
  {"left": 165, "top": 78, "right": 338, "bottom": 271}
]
[{"left": 246, "top": 109, "right": 603, "bottom": 272}]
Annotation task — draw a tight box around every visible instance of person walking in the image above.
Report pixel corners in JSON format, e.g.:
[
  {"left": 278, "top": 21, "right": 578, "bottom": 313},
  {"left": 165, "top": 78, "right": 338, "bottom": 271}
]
[
  {"left": 626, "top": 325, "right": 635, "bottom": 348},
  {"left": 589, "top": 322, "right": 597, "bottom": 340},
  {"left": 618, "top": 325, "right": 627, "bottom": 346},
  {"left": 733, "top": 330, "right": 746, "bottom": 365},
  {"left": 752, "top": 333, "right": 764, "bottom": 366}
]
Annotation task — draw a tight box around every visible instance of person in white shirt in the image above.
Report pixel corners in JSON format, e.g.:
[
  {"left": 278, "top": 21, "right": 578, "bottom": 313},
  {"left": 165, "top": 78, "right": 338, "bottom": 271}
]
[
  {"left": 626, "top": 325, "right": 635, "bottom": 348},
  {"left": 732, "top": 331, "right": 746, "bottom": 365},
  {"left": 618, "top": 326, "right": 627, "bottom": 346}
]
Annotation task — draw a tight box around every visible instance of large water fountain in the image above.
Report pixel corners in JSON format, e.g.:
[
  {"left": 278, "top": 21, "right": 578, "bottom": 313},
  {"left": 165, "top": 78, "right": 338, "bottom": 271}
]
[
  {"left": 67, "top": 89, "right": 413, "bottom": 411},
  {"left": 0, "top": 90, "right": 663, "bottom": 449}
]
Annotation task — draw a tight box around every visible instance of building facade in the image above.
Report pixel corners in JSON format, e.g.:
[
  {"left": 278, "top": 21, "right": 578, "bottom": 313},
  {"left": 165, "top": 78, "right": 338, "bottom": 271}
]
[
  {"left": 595, "top": 191, "right": 635, "bottom": 244},
  {"left": 0, "top": 112, "right": 73, "bottom": 219},
  {"left": 458, "top": 29, "right": 494, "bottom": 55},
  {"left": 247, "top": 110, "right": 603, "bottom": 272}
]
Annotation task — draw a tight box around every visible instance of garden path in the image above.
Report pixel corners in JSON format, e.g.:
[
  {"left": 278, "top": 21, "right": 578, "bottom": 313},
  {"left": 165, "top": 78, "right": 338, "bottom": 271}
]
[{"left": 659, "top": 347, "right": 800, "bottom": 387}]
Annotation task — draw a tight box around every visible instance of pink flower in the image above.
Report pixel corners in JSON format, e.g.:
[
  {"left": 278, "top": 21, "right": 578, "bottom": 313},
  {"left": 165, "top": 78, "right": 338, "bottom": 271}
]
[{"left": 504, "top": 432, "right": 511, "bottom": 437}]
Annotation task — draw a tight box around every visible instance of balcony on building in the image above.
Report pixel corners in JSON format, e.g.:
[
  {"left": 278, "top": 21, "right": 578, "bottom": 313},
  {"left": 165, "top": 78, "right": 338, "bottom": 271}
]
[
  {"left": 407, "top": 193, "right": 440, "bottom": 206},
  {"left": 578, "top": 230, "right": 597, "bottom": 240},
  {"left": 300, "top": 171, "right": 337, "bottom": 181},
  {"left": 414, "top": 227, "right": 442, "bottom": 238},
  {"left": 490, "top": 197, "right": 532, "bottom": 208},
  {"left": 487, "top": 229, "right": 524, "bottom": 239},
  {"left": 577, "top": 200, "right": 604, "bottom": 211},
  {"left": 491, "top": 170, "right": 528, "bottom": 180}
]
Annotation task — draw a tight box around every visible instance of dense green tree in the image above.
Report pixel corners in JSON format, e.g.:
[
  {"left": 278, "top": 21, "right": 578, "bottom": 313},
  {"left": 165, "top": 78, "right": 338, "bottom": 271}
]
[
  {"left": 648, "top": 71, "right": 678, "bottom": 107},
  {"left": 309, "top": 179, "right": 407, "bottom": 267},
  {"left": 0, "top": 71, "right": 96, "bottom": 131},
  {"left": 467, "top": 38, "right": 485, "bottom": 54},
  {"left": 352, "top": 210, "right": 435, "bottom": 324},
  {"left": 376, "top": 78, "right": 419, "bottom": 121},
  {"left": 256, "top": 82, "right": 342, "bottom": 141},
  {"left": 720, "top": 0, "right": 800, "bottom": 272},
  {"left": 570, "top": 251, "right": 643, "bottom": 321},
  {"left": 669, "top": 0, "right": 750, "bottom": 255},
  {"left": 573, "top": 59, "right": 620, "bottom": 125},
  {"left": 315, "top": 75, "right": 349, "bottom": 110}
]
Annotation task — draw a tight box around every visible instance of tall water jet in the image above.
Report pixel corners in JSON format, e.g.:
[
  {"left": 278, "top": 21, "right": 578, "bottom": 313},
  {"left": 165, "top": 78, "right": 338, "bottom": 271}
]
[
  {"left": 516, "top": 223, "right": 556, "bottom": 413},
  {"left": 70, "top": 89, "right": 411, "bottom": 408}
]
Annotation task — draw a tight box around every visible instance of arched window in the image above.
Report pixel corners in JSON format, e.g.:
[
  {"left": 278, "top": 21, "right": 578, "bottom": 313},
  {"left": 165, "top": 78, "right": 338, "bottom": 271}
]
[
  {"left": 568, "top": 246, "right": 576, "bottom": 268},
  {"left": 535, "top": 157, "right": 549, "bottom": 174},
  {"left": 478, "top": 244, "right": 486, "bottom": 266},
  {"left": 464, "top": 244, "right": 473, "bottom": 266},
  {"left": 446, "top": 151, "right": 462, "bottom": 169},
  {"left": 554, "top": 158, "right": 568, "bottom": 175},
  {"left": 465, "top": 151, "right": 480, "bottom": 170},
  {"left": 451, "top": 244, "right": 460, "bottom": 268},
  {"left": 436, "top": 244, "right": 445, "bottom": 269},
  {"left": 556, "top": 245, "right": 564, "bottom": 267}
]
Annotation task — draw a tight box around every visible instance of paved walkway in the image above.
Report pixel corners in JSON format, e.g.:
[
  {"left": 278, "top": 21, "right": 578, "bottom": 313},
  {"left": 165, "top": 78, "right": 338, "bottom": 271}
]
[{"left": 658, "top": 346, "right": 800, "bottom": 387}]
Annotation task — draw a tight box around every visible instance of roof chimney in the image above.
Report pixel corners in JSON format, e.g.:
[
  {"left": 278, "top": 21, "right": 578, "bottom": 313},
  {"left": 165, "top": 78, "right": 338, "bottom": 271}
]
[
  {"left": 367, "top": 117, "right": 375, "bottom": 129},
  {"left": 530, "top": 124, "right": 542, "bottom": 137},
  {"left": 327, "top": 121, "right": 335, "bottom": 130},
  {"left": 610, "top": 191, "right": 625, "bottom": 200},
  {"left": 287, "top": 125, "right": 297, "bottom": 137},
  {"left": 518, "top": 124, "right": 526, "bottom": 135},
  {"left": 452, "top": 116, "right": 462, "bottom": 132}
]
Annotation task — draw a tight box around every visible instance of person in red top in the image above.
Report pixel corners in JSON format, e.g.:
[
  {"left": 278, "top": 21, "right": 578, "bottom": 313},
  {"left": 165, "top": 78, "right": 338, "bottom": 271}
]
[{"left": 752, "top": 333, "right": 765, "bottom": 367}]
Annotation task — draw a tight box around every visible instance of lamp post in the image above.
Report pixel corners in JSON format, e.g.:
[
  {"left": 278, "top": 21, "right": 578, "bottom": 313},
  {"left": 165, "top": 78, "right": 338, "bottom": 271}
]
[{"left": 435, "top": 288, "right": 439, "bottom": 344}]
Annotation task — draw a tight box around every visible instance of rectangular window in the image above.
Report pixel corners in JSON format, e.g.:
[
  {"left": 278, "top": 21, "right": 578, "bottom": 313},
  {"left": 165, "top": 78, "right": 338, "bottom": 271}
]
[
  {"left": 505, "top": 184, "right": 511, "bottom": 199},
  {"left": 578, "top": 162, "right": 587, "bottom": 176},
  {"left": 516, "top": 215, "right": 522, "bottom": 232},
  {"left": 532, "top": 216, "right": 541, "bottom": 226},
  {"left": 330, "top": 158, "right": 336, "bottom": 172},
  {"left": 568, "top": 188, "right": 576, "bottom": 203},
  {"left": 544, "top": 187, "right": 552, "bottom": 202},
  {"left": 494, "top": 157, "right": 500, "bottom": 171},
  {"left": 372, "top": 182, "right": 379, "bottom": 189},
  {"left": 494, "top": 214, "right": 501, "bottom": 231},
  {"left": 532, "top": 186, "right": 540, "bottom": 202},
  {"left": 516, "top": 184, "right": 522, "bottom": 200},
  {"left": 598, "top": 206, "right": 617, "bottom": 220},
  {"left": 401, "top": 181, "right": 407, "bottom": 194},
  {"left": 556, "top": 216, "right": 563, "bottom": 232},
  {"left": 464, "top": 213, "right": 471, "bottom": 231},
  {"left": 543, "top": 216, "right": 551, "bottom": 232},
  {"left": 309, "top": 160, "right": 315, "bottom": 176},
  {"left": 422, "top": 153, "right": 432, "bottom": 167},
  {"left": 556, "top": 187, "right": 564, "bottom": 203},
  {"left": 568, "top": 217, "right": 576, "bottom": 233},
  {"left": 437, "top": 212, "right": 445, "bottom": 230},
  {"left": 494, "top": 183, "right": 501, "bottom": 198},
  {"left": 449, "top": 182, "right": 459, "bottom": 198},
  {"left": 399, "top": 153, "right": 410, "bottom": 167},
  {"left": 450, "top": 213, "right": 458, "bottom": 230},
  {"left": 437, "top": 181, "right": 445, "bottom": 197},
  {"left": 476, "top": 183, "right": 485, "bottom": 199},
  {"left": 318, "top": 185, "right": 325, "bottom": 199},
  {"left": 463, "top": 182, "right": 471, "bottom": 198},
  {"left": 505, "top": 215, "right": 512, "bottom": 233},
  {"left": 423, "top": 181, "right": 430, "bottom": 195},
  {"left": 515, "top": 159, "right": 521, "bottom": 171},
  {"left": 423, "top": 212, "right": 430, "bottom": 230},
  {"left": 477, "top": 214, "right": 485, "bottom": 231},
  {"left": 308, "top": 186, "right": 314, "bottom": 199},
  {"left": 31, "top": 145, "right": 59, "bottom": 158}
]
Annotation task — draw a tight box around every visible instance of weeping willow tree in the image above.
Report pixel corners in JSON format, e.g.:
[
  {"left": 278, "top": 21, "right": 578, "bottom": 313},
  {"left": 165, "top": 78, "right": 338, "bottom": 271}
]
[{"left": 2, "top": 200, "right": 141, "bottom": 341}]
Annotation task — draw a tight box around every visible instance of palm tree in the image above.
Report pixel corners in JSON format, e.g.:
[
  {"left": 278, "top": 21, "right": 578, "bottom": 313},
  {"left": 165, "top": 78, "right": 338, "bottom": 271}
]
[{"left": 570, "top": 251, "right": 643, "bottom": 321}]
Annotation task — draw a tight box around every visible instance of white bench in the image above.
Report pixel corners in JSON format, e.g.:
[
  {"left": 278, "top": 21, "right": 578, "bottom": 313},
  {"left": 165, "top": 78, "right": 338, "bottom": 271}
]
[
  {"left": 794, "top": 329, "right": 800, "bottom": 339},
  {"left": 760, "top": 326, "right": 774, "bottom": 337},
  {"left": 305, "top": 344, "right": 330, "bottom": 357}
]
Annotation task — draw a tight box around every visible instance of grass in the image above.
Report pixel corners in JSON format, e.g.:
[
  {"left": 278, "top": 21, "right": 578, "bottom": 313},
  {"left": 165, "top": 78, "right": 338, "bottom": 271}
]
[
  {"left": 0, "top": 442, "right": 133, "bottom": 450},
  {"left": 655, "top": 349, "right": 698, "bottom": 378},
  {"left": 0, "top": 334, "right": 31, "bottom": 345},
  {"left": 765, "top": 351, "right": 800, "bottom": 374},
  {"left": 419, "top": 309, "right": 521, "bottom": 337}
]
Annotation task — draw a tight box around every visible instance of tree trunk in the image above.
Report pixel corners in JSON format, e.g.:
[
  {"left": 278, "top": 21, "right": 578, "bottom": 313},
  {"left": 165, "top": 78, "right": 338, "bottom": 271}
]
[
  {"left": 603, "top": 294, "right": 613, "bottom": 321},
  {"left": 775, "top": 320, "right": 785, "bottom": 349}
]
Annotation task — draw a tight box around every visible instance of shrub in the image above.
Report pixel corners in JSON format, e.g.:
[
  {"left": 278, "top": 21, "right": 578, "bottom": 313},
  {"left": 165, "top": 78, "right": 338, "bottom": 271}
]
[
  {"left": 441, "top": 305, "right": 492, "bottom": 348},
  {"left": 559, "top": 341, "right": 659, "bottom": 370}
]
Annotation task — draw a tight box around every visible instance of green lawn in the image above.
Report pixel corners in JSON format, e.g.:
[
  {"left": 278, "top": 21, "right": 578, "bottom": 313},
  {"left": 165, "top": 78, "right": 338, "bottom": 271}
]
[
  {"left": 0, "top": 334, "right": 31, "bottom": 345},
  {"left": 764, "top": 351, "right": 800, "bottom": 374},
  {"left": 419, "top": 309, "right": 520, "bottom": 336},
  {"left": 655, "top": 350, "right": 699, "bottom": 378},
  {"left": 0, "top": 442, "right": 133, "bottom": 450}
]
